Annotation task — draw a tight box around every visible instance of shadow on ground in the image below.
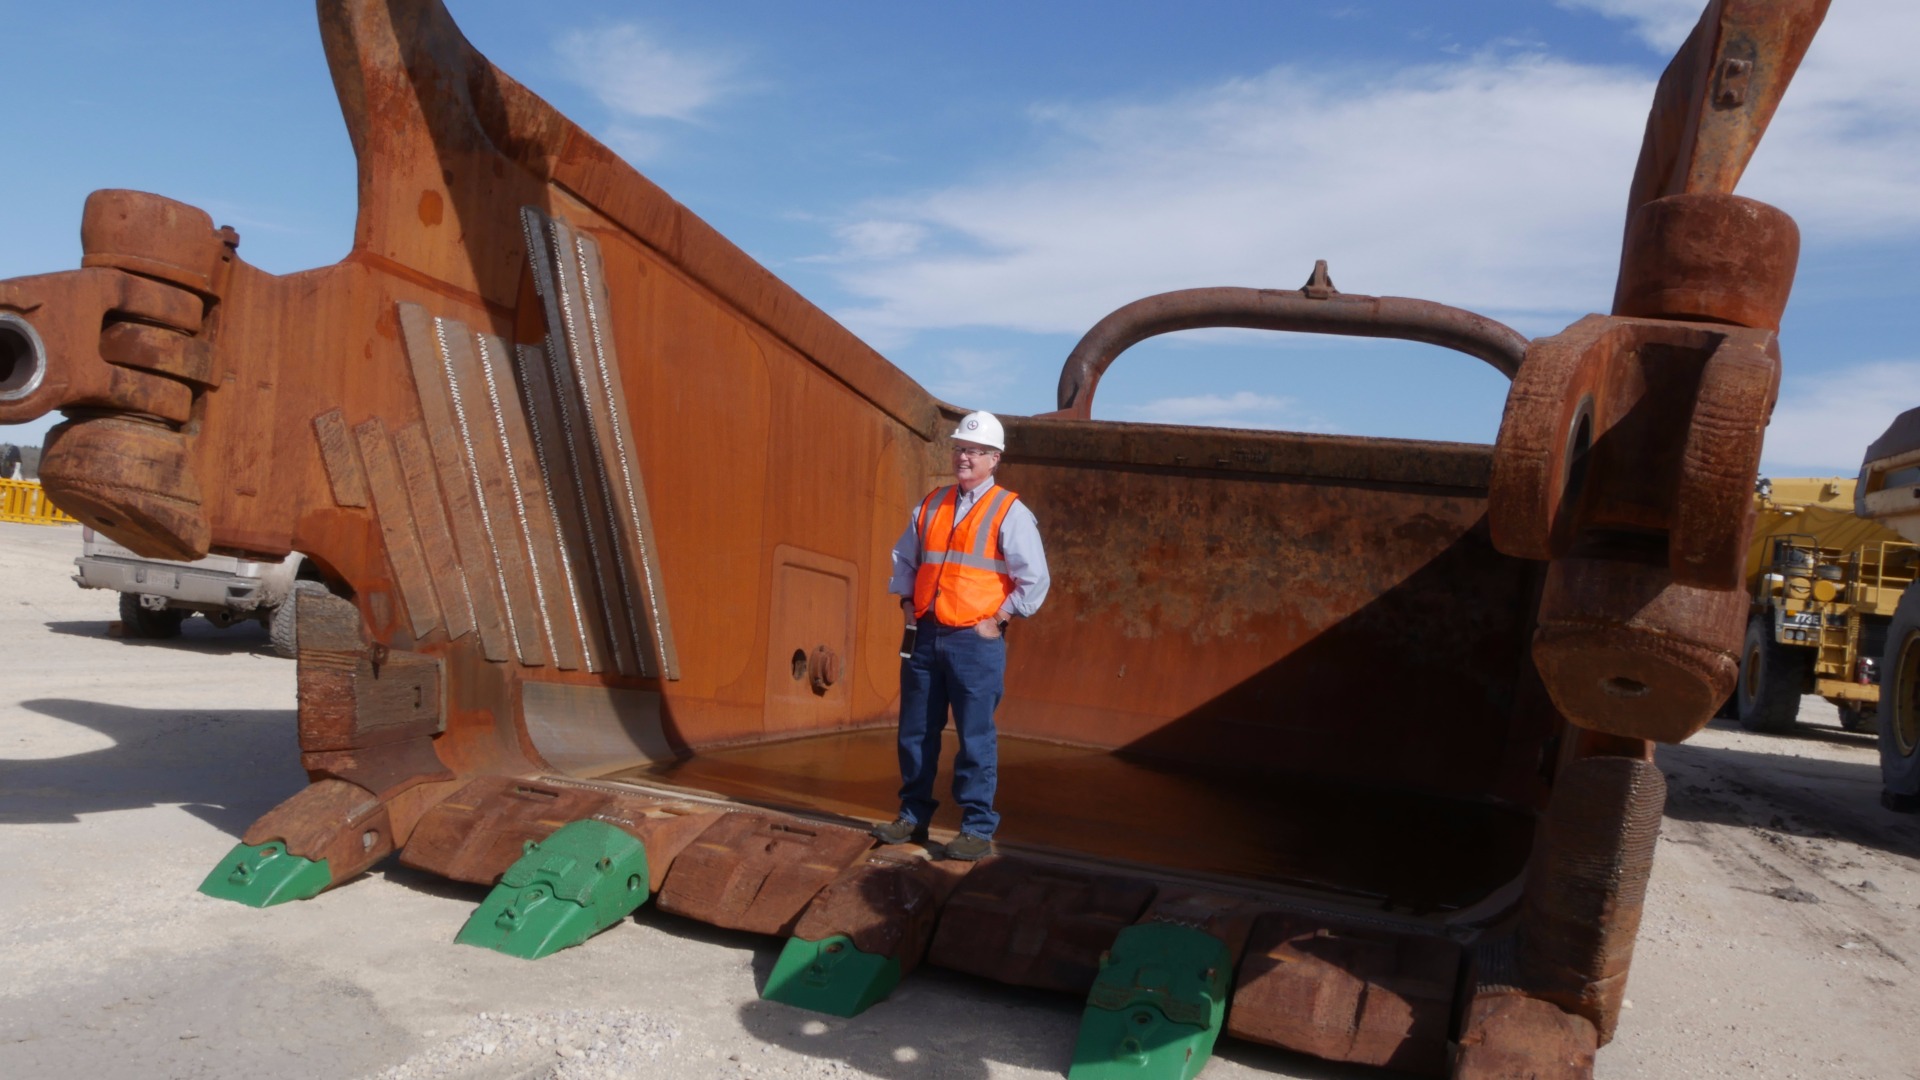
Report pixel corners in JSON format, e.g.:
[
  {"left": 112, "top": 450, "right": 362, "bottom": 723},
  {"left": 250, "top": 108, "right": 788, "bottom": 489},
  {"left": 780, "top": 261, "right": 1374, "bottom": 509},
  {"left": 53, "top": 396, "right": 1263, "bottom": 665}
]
[
  {"left": 1, "top": 697, "right": 304, "bottom": 835},
  {"left": 735, "top": 943, "right": 1389, "bottom": 1080},
  {"left": 1660, "top": 721, "right": 1920, "bottom": 859},
  {"left": 43, "top": 618, "right": 282, "bottom": 658}
]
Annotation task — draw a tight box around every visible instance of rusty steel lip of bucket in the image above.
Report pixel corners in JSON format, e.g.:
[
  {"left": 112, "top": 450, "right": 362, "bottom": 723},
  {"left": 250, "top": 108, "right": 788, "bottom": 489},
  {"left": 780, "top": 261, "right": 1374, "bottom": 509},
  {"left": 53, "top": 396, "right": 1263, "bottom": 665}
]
[
  {"left": 588, "top": 723, "right": 1540, "bottom": 918},
  {"left": 546, "top": 766, "right": 1521, "bottom": 921},
  {"left": 0, "top": 0, "right": 1834, "bottom": 1076}
]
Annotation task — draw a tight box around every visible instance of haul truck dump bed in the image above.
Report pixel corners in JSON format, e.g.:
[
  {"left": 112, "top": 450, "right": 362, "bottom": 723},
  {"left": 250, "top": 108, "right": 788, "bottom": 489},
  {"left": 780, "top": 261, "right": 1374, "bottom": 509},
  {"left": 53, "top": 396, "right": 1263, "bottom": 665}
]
[{"left": 0, "top": 2, "right": 1829, "bottom": 1077}]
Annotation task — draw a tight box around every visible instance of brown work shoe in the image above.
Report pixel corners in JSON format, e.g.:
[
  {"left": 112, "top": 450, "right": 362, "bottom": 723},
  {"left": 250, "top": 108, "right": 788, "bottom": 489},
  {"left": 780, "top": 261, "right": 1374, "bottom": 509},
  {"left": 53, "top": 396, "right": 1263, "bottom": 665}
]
[
  {"left": 943, "top": 833, "right": 993, "bottom": 861},
  {"left": 871, "top": 818, "right": 928, "bottom": 845}
]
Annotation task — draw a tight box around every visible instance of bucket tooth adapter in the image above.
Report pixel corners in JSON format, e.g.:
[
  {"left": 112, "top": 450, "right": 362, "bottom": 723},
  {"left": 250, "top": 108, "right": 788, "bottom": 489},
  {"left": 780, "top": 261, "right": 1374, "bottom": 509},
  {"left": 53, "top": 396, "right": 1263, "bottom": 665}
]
[
  {"left": 0, "top": 0, "right": 1829, "bottom": 1076},
  {"left": 455, "top": 818, "right": 651, "bottom": 959}
]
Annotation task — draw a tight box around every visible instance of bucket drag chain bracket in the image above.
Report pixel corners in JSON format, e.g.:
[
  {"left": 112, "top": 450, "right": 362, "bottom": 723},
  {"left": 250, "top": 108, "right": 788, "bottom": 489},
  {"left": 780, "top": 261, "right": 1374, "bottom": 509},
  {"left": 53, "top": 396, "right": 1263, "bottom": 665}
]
[
  {"left": 1068, "top": 922, "right": 1232, "bottom": 1080},
  {"left": 1488, "top": 313, "right": 1780, "bottom": 743},
  {"left": 456, "top": 818, "right": 651, "bottom": 959},
  {"left": 0, "top": 190, "right": 232, "bottom": 562}
]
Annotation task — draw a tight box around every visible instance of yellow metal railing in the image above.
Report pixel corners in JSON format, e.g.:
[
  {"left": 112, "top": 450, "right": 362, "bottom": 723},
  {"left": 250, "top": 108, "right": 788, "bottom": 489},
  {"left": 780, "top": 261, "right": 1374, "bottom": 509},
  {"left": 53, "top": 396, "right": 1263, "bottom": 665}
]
[{"left": 0, "top": 478, "right": 79, "bottom": 525}]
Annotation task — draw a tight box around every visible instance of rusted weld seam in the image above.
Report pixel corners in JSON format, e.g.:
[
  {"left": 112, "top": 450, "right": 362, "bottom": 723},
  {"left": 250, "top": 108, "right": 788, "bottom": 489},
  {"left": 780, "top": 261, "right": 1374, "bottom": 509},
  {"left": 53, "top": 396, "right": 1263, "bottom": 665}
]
[
  {"left": 574, "top": 234, "right": 673, "bottom": 679},
  {"left": 475, "top": 332, "right": 557, "bottom": 661},
  {"left": 526, "top": 212, "right": 621, "bottom": 670},
  {"left": 434, "top": 316, "right": 520, "bottom": 652},
  {"left": 511, "top": 344, "right": 595, "bottom": 671},
  {"left": 550, "top": 224, "right": 643, "bottom": 676}
]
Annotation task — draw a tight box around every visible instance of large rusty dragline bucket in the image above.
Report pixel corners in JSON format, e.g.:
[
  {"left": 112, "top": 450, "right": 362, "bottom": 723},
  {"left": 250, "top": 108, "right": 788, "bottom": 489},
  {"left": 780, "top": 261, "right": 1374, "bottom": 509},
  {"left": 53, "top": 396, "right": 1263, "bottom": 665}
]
[{"left": 0, "top": 2, "right": 1827, "bottom": 1076}]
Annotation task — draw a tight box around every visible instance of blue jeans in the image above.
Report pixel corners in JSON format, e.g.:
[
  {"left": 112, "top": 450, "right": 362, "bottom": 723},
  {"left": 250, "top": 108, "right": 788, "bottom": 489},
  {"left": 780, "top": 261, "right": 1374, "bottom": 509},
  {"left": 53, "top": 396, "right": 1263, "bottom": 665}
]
[{"left": 897, "top": 615, "right": 1005, "bottom": 838}]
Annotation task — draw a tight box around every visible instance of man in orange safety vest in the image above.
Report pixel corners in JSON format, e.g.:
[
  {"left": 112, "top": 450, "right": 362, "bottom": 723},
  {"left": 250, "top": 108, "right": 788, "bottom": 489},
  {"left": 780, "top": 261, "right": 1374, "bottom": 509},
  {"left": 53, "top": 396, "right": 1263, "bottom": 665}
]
[{"left": 874, "top": 410, "right": 1050, "bottom": 860}]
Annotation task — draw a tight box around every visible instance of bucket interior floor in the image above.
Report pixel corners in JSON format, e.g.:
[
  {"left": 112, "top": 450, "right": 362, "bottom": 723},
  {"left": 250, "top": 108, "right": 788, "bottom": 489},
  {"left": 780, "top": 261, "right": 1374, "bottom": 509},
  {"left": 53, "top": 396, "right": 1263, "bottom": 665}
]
[{"left": 601, "top": 727, "right": 1532, "bottom": 912}]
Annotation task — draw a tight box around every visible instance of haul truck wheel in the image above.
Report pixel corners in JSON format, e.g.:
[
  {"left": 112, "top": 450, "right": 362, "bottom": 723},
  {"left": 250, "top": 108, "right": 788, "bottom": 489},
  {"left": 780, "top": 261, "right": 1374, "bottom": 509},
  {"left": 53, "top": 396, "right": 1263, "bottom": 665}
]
[
  {"left": 118, "top": 591, "right": 185, "bottom": 639},
  {"left": 1737, "top": 616, "right": 1806, "bottom": 733},
  {"left": 1878, "top": 589, "right": 1920, "bottom": 811}
]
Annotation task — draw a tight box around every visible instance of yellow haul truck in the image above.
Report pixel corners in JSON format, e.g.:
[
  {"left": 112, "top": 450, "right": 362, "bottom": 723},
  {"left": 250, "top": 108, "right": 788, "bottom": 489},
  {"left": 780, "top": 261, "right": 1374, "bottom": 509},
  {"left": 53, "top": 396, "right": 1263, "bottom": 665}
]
[
  {"left": 1855, "top": 415, "right": 1920, "bottom": 809},
  {"left": 1734, "top": 477, "right": 1917, "bottom": 733}
]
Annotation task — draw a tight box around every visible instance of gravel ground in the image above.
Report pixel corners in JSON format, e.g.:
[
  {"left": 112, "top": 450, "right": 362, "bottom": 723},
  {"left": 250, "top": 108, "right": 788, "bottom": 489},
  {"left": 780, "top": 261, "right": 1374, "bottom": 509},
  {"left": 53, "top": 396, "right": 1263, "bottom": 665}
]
[{"left": 4, "top": 518, "right": 1920, "bottom": 1078}]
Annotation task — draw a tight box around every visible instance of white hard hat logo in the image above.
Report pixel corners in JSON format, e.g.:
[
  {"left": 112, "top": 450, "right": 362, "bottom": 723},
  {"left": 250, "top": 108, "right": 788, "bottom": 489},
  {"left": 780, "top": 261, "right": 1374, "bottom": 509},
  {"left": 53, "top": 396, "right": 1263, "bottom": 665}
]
[{"left": 949, "top": 410, "right": 1006, "bottom": 451}]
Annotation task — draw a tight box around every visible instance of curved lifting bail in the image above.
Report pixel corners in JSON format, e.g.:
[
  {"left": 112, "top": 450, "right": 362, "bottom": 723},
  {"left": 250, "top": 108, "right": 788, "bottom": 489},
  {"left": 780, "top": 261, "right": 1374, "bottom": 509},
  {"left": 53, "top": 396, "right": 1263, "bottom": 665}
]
[{"left": 1053, "top": 259, "right": 1528, "bottom": 420}]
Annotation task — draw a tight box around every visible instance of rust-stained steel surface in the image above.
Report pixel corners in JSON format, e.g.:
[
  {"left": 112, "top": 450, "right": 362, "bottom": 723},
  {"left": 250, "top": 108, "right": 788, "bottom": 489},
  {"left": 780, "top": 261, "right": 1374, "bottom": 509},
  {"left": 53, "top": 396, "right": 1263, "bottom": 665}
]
[
  {"left": 1228, "top": 913, "right": 1464, "bottom": 1074},
  {"left": 926, "top": 857, "right": 1157, "bottom": 994},
  {"left": 617, "top": 727, "right": 1535, "bottom": 910},
  {"left": 0, "top": 0, "right": 1829, "bottom": 1076}
]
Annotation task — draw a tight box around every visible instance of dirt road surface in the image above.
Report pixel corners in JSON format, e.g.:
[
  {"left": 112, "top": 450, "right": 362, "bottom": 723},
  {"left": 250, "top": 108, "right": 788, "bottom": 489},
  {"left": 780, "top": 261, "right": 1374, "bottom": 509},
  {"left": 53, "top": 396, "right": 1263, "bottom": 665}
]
[{"left": 4, "top": 518, "right": 1918, "bottom": 1079}]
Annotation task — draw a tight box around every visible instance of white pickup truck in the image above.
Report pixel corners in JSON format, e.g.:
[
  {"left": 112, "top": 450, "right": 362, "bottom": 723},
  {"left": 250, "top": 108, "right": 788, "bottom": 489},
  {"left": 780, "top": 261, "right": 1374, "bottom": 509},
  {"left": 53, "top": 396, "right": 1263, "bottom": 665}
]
[{"left": 73, "top": 527, "right": 327, "bottom": 657}]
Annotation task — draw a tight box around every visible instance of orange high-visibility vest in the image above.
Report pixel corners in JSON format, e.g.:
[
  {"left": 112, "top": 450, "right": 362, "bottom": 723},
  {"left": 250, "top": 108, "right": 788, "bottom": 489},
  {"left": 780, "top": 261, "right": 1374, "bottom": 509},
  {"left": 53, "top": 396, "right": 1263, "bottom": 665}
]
[{"left": 912, "top": 484, "right": 1020, "bottom": 626}]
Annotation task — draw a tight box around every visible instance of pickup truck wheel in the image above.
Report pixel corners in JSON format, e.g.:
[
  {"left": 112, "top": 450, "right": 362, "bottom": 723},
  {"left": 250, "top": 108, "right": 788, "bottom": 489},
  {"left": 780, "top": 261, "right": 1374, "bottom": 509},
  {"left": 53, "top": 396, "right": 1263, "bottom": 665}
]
[
  {"left": 119, "top": 591, "right": 185, "bottom": 639},
  {"left": 269, "top": 580, "right": 331, "bottom": 659},
  {"left": 1838, "top": 703, "right": 1875, "bottom": 734},
  {"left": 1737, "top": 616, "right": 1807, "bottom": 733},
  {"left": 1878, "top": 588, "right": 1920, "bottom": 811}
]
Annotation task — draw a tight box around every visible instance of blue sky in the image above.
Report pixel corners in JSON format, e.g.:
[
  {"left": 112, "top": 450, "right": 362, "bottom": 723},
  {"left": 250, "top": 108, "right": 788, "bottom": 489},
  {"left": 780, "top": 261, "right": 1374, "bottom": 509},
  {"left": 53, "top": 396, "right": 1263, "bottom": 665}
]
[{"left": 3, "top": 1, "right": 1914, "bottom": 477}]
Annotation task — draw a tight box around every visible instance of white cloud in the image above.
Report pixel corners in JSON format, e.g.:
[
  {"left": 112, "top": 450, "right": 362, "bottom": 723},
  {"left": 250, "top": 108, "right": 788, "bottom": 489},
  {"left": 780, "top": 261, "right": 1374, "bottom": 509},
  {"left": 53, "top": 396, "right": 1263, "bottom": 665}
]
[
  {"left": 598, "top": 126, "right": 667, "bottom": 165},
  {"left": 927, "top": 348, "right": 1019, "bottom": 403},
  {"left": 1555, "top": 0, "right": 1701, "bottom": 51},
  {"left": 1761, "top": 359, "right": 1920, "bottom": 476},
  {"left": 1739, "top": 5, "right": 1920, "bottom": 238},
  {"left": 820, "top": 3, "right": 1918, "bottom": 350},
  {"left": 804, "top": 220, "right": 927, "bottom": 263},
  {"left": 1114, "top": 391, "right": 1332, "bottom": 432},
  {"left": 825, "top": 53, "right": 1654, "bottom": 346},
  {"left": 553, "top": 25, "right": 741, "bottom": 124}
]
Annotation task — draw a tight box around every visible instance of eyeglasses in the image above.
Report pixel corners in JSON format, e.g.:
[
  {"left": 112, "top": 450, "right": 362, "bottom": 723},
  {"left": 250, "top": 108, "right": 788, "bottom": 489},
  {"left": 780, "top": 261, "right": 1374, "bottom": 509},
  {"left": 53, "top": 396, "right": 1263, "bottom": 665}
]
[{"left": 953, "top": 446, "right": 999, "bottom": 459}]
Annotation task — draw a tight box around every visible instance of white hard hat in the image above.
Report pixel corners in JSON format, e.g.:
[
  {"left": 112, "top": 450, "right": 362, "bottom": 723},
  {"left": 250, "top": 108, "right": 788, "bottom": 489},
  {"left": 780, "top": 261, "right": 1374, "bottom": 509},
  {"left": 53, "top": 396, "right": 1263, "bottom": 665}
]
[{"left": 950, "top": 411, "right": 1005, "bottom": 451}]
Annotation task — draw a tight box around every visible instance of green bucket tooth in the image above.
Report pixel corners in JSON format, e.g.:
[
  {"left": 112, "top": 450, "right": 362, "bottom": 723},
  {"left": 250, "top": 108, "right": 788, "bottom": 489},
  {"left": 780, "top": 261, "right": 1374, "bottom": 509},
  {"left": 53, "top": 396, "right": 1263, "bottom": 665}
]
[
  {"left": 762, "top": 934, "right": 904, "bottom": 1017},
  {"left": 455, "top": 819, "right": 650, "bottom": 960},
  {"left": 1068, "top": 922, "right": 1233, "bottom": 1080},
  {"left": 197, "top": 841, "right": 333, "bottom": 908}
]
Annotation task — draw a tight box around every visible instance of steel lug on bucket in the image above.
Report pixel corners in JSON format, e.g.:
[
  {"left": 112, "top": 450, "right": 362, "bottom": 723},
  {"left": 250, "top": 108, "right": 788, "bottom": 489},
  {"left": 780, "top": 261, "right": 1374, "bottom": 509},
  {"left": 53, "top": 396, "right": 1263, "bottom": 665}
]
[
  {"left": 1068, "top": 922, "right": 1232, "bottom": 1080},
  {"left": 198, "top": 841, "right": 332, "bottom": 908},
  {"left": 455, "top": 819, "right": 649, "bottom": 959},
  {"left": 763, "top": 934, "right": 904, "bottom": 1017}
]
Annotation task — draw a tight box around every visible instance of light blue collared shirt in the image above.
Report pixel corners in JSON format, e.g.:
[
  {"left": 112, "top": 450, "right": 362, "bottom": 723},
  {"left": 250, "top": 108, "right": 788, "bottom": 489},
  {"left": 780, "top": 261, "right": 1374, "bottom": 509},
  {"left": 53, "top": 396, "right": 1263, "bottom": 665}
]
[{"left": 888, "top": 477, "right": 1050, "bottom": 620}]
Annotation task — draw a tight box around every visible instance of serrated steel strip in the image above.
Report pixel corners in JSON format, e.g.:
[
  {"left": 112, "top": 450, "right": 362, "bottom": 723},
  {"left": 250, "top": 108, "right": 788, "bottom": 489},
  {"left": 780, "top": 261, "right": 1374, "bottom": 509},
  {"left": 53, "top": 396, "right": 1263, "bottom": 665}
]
[
  {"left": 397, "top": 301, "right": 512, "bottom": 662},
  {"left": 441, "top": 323, "right": 550, "bottom": 667},
  {"left": 351, "top": 417, "right": 442, "bottom": 639},
  {"left": 545, "top": 215, "right": 649, "bottom": 677},
  {"left": 313, "top": 409, "right": 370, "bottom": 508},
  {"left": 512, "top": 341, "right": 600, "bottom": 672},
  {"left": 521, "top": 207, "right": 641, "bottom": 677},
  {"left": 573, "top": 230, "right": 679, "bottom": 680},
  {"left": 392, "top": 421, "right": 477, "bottom": 640},
  {"left": 473, "top": 329, "right": 580, "bottom": 670}
]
